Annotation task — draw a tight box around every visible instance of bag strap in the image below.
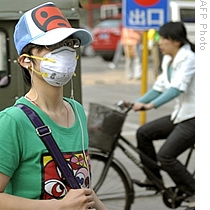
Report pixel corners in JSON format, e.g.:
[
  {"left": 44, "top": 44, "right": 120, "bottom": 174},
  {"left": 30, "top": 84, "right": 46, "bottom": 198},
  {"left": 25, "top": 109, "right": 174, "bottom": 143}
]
[{"left": 16, "top": 104, "right": 80, "bottom": 189}]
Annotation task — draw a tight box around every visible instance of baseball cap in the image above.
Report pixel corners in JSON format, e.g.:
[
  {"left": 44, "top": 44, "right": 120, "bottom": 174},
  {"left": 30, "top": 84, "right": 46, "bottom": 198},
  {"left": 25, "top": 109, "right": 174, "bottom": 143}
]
[{"left": 14, "top": 2, "right": 93, "bottom": 55}]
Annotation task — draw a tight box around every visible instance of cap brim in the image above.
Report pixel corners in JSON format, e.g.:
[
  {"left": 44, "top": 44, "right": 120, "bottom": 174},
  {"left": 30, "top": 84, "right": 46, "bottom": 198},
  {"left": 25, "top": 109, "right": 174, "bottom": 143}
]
[{"left": 31, "top": 28, "right": 92, "bottom": 47}]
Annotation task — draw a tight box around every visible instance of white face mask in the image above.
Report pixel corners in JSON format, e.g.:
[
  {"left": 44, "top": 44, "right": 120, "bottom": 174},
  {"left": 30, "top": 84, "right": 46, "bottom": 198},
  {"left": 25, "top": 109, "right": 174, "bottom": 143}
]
[{"left": 39, "top": 46, "right": 77, "bottom": 86}]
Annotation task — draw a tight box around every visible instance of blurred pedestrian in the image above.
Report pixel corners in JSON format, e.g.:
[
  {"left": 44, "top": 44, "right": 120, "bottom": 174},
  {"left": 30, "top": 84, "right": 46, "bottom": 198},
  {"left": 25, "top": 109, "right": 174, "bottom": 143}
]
[
  {"left": 108, "top": 39, "right": 123, "bottom": 69},
  {"left": 121, "top": 27, "right": 142, "bottom": 79},
  {"left": 108, "top": 23, "right": 123, "bottom": 70},
  {"left": 148, "top": 28, "right": 163, "bottom": 79}
]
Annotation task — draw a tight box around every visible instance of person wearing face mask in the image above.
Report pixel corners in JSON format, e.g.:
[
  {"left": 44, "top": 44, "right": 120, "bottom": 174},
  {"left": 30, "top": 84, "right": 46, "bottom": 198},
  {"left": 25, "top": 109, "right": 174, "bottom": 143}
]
[{"left": 0, "top": 2, "right": 108, "bottom": 210}]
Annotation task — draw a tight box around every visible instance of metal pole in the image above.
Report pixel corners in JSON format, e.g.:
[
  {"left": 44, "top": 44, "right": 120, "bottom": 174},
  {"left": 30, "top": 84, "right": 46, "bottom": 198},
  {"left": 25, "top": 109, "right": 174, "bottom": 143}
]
[{"left": 140, "top": 31, "right": 148, "bottom": 125}]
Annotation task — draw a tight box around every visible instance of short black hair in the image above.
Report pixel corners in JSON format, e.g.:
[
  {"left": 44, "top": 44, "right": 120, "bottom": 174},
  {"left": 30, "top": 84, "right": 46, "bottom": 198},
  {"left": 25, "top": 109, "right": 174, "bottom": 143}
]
[
  {"left": 159, "top": 21, "right": 195, "bottom": 52},
  {"left": 19, "top": 44, "right": 45, "bottom": 87}
]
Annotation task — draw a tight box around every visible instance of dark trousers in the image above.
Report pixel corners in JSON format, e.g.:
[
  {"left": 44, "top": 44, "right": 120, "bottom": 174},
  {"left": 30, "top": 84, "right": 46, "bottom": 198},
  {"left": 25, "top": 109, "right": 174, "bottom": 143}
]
[{"left": 136, "top": 115, "right": 195, "bottom": 194}]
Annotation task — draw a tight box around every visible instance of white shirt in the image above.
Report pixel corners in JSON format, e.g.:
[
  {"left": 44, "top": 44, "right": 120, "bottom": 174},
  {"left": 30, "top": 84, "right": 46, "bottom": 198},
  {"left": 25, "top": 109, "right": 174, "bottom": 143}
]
[{"left": 153, "top": 44, "right": 195, "bottom": 124}]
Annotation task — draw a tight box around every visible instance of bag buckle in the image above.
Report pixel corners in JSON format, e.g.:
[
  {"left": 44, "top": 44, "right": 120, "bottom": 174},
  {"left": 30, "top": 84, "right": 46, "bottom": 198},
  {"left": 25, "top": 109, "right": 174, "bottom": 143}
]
[{"left": 36, "top": 125, "right": 51, "bottom": 137}]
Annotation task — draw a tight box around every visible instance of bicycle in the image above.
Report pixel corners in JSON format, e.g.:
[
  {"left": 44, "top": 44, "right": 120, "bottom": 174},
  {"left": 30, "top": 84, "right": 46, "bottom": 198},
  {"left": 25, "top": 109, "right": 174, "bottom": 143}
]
[{"left": 87, "top": 102, "right": 195, "bottom": 210}]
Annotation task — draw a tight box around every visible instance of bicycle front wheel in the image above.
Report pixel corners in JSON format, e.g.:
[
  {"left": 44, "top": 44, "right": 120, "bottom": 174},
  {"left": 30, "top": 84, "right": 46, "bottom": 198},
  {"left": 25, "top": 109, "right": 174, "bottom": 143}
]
[{"left": 90, "top": 152, "right": 134, "bottom": 210}]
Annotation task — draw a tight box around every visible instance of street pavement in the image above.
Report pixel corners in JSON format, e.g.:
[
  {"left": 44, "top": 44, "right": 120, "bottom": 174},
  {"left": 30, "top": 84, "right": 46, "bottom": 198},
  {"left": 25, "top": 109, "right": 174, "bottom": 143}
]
[{"left": 80, "top": 55, "right": 195, "bottom": 210}]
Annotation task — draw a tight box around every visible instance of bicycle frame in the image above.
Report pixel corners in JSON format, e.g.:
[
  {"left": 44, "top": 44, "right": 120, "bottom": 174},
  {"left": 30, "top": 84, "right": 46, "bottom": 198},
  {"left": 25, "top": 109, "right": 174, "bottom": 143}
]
[
  {"left": 117, "top": 133, "right": 194, "bottom": 183},
  {"left": 117, "top": 132, "right": 194, "bottom": 208},
  {"left": 88, "top": 103, "right": 194, "bottom": 209},
  {"left": 97, "top": 130, "right": 194, "bottom": 208}
]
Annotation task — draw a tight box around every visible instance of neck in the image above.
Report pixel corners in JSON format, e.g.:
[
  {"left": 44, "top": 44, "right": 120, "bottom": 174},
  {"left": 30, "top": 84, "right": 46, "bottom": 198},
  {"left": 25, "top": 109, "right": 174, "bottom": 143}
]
[
  {"left": 26, "top": 84, "right": 64, "bottom": 111},
  {"left": 25, "top": 86, "right": 71, "bottom": 128},
  {"left": 170, "top": 43, "right": 182, "bottom": 59}
]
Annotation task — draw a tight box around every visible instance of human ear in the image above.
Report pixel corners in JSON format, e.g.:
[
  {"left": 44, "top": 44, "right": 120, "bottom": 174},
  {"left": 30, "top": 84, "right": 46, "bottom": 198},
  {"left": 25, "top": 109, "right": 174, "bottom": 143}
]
[
  {"left": 18, "top": 55, "right": 31, "bottom": 69},
  {"left": 24, "top": 58, "right": 31, "bottom": 63}
]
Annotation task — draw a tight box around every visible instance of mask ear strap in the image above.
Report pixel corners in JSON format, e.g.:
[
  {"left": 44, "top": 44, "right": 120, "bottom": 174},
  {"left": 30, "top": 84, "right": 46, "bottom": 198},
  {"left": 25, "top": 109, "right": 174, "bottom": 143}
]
[
  {"left": 30, "top": 67, "right": 48, "bottom": 77},
  {"left": 26, "top": 62, "right": 48, "bottom": 77},
  {"left": 22, "top": 54, "right": 55, "bottom": 63}
]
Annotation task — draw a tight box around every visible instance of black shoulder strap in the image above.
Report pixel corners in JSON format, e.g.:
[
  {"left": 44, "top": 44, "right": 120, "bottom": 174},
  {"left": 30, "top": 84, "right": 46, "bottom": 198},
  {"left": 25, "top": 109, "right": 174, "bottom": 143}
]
[{"left": 16, "top": 104, "right": 80, "bottom": 189}]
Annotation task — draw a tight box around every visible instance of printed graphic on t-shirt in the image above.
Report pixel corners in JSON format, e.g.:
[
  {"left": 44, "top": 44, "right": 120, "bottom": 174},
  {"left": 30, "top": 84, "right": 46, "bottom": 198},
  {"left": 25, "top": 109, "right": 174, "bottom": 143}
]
[{"left": 40, "top": 151, "right": 91, "bottom": 199}]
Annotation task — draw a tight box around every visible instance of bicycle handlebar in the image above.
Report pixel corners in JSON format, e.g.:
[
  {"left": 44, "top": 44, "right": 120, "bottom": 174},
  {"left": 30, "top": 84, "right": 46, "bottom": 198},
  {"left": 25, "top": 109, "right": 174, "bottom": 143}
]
[
  {"left": 116, "top": 100, "right": 133, "bottom": 114},
  {"left": 117, "top": 100, "right": 148, "bottom": 113}
]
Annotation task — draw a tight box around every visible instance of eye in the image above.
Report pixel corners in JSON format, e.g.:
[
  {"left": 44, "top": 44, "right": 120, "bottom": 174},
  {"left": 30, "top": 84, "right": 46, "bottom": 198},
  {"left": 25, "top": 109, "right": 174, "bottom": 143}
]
[
  {"left": 65, "top": 39, "right": 81, "bottom": 49},
  {"left": 44, "top": 179, "right": 67, "bottom": 198}
]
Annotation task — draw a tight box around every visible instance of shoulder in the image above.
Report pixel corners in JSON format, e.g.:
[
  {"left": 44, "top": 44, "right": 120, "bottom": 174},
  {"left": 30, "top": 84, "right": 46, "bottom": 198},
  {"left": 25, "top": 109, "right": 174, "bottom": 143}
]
[
  {"left": 0, "top": 106, "right": 26, "bottom": 120},
  {"left": 64, "top": 98, "right": 82, "bottom": 107},
  {"left": 0, "top": 106, "right": 29, "bottom": 135},
  {"left": 64, "top": 98, "right": 85, "bottom": 114},
  {"left": 176, "top": 44, "right": 194, "bottom": 62},
  {"left": 182, "top": 44, "right": 194, "bottom": 58},
  {"left": 0, "top": 97, "right": 38, "bottom": 124}
]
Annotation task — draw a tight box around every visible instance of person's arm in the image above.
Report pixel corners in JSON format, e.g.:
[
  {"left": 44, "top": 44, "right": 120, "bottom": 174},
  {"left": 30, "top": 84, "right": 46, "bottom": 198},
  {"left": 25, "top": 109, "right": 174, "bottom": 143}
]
[
  {"left": 143, "top": 87, "right": 181, "bottom": 110},
  {"left": 0, "top": 171, "right": 57, "bottom": 210},
  {"left": 135, "top": 88, "right": 161, "bottom": 103},
  {"left": 92, "top": 190, "right": 108, "bottom": 210},
  {"left": 151, "top": 87, "right": 181, "bottom": 108},
  {"left": 132, "top": 88, "right": 161, "bottom": 111},
  {"left": 0, "top": 172, "right": 97, "bottom": 210}
]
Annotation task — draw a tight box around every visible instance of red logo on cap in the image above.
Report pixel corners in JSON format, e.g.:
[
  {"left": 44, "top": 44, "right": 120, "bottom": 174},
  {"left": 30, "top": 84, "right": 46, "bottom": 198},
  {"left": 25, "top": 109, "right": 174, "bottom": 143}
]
[
  {"left": 31, "top": 4, "right": 71, "bottom": 32},
  {"left": 134, "top": 0, "right": 160, "bottom": 7}
]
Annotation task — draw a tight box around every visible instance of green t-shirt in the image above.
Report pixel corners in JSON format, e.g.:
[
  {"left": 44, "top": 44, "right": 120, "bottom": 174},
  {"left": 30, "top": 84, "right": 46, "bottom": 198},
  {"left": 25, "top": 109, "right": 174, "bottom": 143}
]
[{"left": 0, "top": 97, "right": 90, "bottom": 200}]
